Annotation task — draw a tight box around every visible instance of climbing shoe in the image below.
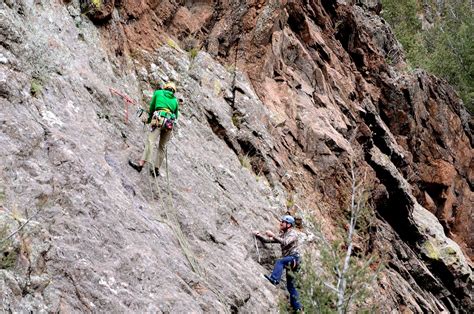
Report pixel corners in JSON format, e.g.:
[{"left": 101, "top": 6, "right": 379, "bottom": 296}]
[
  {"left": 263, "top": 274, "right": 278, "bottom": 286},
  {"left": 128, "top": 160, "right": 143, "bottom": 173},
  {"left": 149, "top": 168, "right": 160, "bottom": 177}
]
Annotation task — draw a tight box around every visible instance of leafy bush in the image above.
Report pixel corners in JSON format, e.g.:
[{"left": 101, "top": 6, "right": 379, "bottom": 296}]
[{"left": 30, "top": 79, "right": 43, "bottom": 97}]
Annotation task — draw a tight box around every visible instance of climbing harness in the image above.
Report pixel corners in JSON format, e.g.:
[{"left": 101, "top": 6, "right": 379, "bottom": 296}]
[
  {"left": 109, "top": 87, "right": 137, "bottom": 124},
  {"left": 150, "top": 109, "right": 176, "bottom": 131}
]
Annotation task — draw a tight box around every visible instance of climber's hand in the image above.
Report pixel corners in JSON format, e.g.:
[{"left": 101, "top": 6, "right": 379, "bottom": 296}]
[{"left": 265, "top": 230, "right": 275, "bottom": 238}]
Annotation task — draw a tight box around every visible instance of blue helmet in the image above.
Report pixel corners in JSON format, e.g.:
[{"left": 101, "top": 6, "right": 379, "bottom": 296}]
[{"left": 281, "top": 215, "right": 295, "bottom": 226}]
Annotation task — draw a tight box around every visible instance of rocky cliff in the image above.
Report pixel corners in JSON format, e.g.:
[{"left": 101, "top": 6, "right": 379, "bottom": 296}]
[{"left": 0, "top": 0, "right": 472, "bottom": 312}]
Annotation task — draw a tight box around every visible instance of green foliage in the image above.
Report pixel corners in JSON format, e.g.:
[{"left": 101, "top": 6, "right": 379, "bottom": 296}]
[
  {"left": 213, "top": 80, "right": 223, "bottom": 96},
  {"left": 278, "top": 296, "right": 292, "bottom": 313},
  {"left": 166, "top": 38, "right": 180, "bottom": 50},
  {"left": 297, "top": 163, "right": 382, "bottom": 313},
  {"left": 226, "top": 64, "right": 236, "bottom": 74},
  {"left": 0, "top": 224, "right": 17, "bottom": 270},
  {"left": 298, "top": 252, "right": 336, "bottom": 312},
  {"left": 0, "top": 185, "right": 5, "bottom": 206},
  {"left": 30, "top": 79, "right": 43, "bottom": 97},
  {"left": 91, "top": 0, "right": 101, "bottom": 8},
  {"left": 80, "top": 0, "right": 102, "bottom": 14},
  {"left": 188, "top": 48, "right": 199, "bottom": 61},
  {"left": 297, "top": 220, "right": 381, "bottom": 313},
  {"left": 286, "top": 197, "right": 295, "bottom": 209},
  {"left": 381, "top": 0, "right": 474, "bottom": 112},
  {"left": 231, "top": 113, "right": 241, "bottom": 128},
  {"left": 382, "top": 0, "right": 424, "bottom": 62},
  {"left": 239, "top": 154, "right": 252, "bottom": 170}
]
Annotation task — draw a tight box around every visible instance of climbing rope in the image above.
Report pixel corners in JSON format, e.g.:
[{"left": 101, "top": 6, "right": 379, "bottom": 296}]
[
  {"left": 147, "top": 137, "right": 202, "bottom": 275},
  {"left": 154, "top": 136, "right": 235, "bottom": 311},
  {"left": 133, "top": 122, "right": 235, "bottom": 311},
  {"left": 254, "top": 235, "right": 261, "bottom": 263}
]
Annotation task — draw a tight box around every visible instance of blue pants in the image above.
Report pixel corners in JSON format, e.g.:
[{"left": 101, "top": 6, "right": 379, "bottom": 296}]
[{"left": 269, "top": 255, "right": 302, "bottom": 310}]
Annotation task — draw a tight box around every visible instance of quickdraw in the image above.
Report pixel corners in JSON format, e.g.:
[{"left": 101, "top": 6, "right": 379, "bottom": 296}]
[{"left": 136, "top": 108, "right": 145, "bottom": 118}]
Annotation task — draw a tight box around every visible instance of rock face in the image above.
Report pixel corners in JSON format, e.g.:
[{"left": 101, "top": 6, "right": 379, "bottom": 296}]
[{"left": 0, "top": 0, "right": 472, "bottom": 312}]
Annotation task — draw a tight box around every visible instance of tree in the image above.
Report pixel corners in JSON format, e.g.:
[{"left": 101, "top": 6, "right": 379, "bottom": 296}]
[
  {"left": 381, "top": 0, "right": 474, "bottom": 112},
  {"left": 296, "top": 161, "right": 382, "bottom": 313}
]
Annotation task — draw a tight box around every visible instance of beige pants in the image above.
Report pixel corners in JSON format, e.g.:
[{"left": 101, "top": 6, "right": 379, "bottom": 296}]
[{"left": 141, "top": 127, "right": 172, "bottom": 170}]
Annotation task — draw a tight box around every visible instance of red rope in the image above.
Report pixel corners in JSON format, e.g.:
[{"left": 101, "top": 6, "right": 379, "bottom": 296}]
[{"left": 109, "top": 87, "right": 137, "bottom": 124}]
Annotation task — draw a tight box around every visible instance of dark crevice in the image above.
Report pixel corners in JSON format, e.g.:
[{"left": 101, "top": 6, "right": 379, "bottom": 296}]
[
  {"left": 419, "top": 182, "right": 450, "bottom": 234},
  {"left": 417, "top": 76, "right": 424, "bottom": 91},
  {"left": 205, "top": 110, "right": 237, "bottom": 154},
  {"left": 334, "top": 18, "right": 366, "bottom": 70},
  {"left": 362, "top": 111, "right": 407, "bottom": 169},
  {"left": 364, "top": 145, "right": 421, "bottom": 245},
  {"left": 208, "top": 233, "right": 225, "bottom": 245},
  {"left": 237, "top": 139, "right": 258, "bottom": 158},
  {"left": 230, "top": 293, "right": 252, "bottom": 314},
  {"left": 233, "top": 85, "right": 245, "bottom": 96},
  {"left": 84, "top": 85, "right": 94, "bottom": 95},
  {"left": 237, "top": 138, "right": 269, "bottom": 176},
  {"left": 435, "top": 136, "right": 446, "bottom": 150},
  {"left": 420, "top": 183, "right": 445, "bottom": 211},
  {"left": 216, "top": 179, "right": 227, "bottom": 192},
  {"left": 351, "top": 48, "right": 365, "bottom": 69},
  {"left": 335, "top": 20, "right": 352, "bottom": 52},
  {"left": 324, "top": 137, "right": 345, "bottom": 156},
  {"left": 401, "top": 88, "right": 415, "bottom": 119},
  {"left": 287, "top": 3, "right": 306, "bottom": 34},
  {"left": 320, "top": 0, "right": 337, "bottom": 18},
  {"left": 303, "top": 163, "right": 317, "bottom": 175},
  {"left": 424, "top": 259, "right": 466, "bottom": 311},
  {"left": 313, "top": 42, "right": 331, "bottom": 63}
]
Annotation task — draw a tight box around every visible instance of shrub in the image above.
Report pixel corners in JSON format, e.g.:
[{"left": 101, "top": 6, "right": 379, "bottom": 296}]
[
  {"left": 166, "top": 38, "right": 180, "bottom": 50},
  {"left": 30, "top": 79, "right": 43, "bottom": 97},
  {"left": 188, "top": 48, "right": 199, "bottom": 61},
  {"left": 91, "top": 0, "right": 101, "bottom": 8},
  {"left": 231, "top": 113, "right": 241, "bottom": 128},
  {"left": 0, "top": 222, "right": 17, "bottom": 270},
  {"left": 239, "top": 154, "right": 252, "bottom": 170},
  {"left": 80, "top": 0, "right": 102, "bottom": 13}
]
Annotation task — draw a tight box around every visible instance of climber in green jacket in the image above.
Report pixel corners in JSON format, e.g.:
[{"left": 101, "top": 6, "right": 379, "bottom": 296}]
[{"left": 129, "top": 82, "right": 179, "bottom": 176}]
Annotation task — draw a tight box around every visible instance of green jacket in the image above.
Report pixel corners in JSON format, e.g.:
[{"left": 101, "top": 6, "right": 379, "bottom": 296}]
[{"left": 147, "top": 89, "right": 179, "bottom": 123}]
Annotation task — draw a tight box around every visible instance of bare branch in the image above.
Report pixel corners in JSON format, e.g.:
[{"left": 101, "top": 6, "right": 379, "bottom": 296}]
[
  {"left": 323, "top": 281, "right": 339, "bottom": 293},
  {"left": 0, "top": 211, "right": 40, "bottom": 244}
]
